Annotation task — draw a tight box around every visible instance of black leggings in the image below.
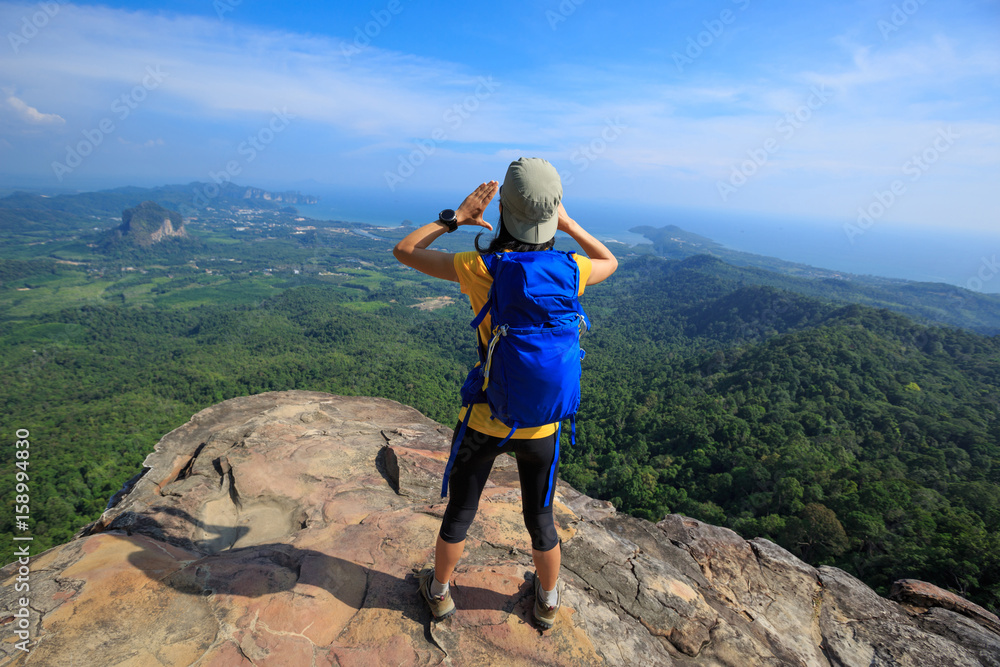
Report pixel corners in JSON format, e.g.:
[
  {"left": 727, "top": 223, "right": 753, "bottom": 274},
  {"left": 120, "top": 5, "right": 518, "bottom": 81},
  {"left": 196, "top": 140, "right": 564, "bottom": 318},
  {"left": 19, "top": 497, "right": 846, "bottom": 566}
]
[{"left": 439, "top": 424, "right": 560, "bottom": 552}]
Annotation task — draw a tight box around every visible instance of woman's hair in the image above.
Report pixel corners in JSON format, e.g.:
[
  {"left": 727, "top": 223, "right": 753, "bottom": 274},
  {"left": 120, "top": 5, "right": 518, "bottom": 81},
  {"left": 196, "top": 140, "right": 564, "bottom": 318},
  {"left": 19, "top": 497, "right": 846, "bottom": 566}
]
[{"left": 475, "top": 211, "right": 555, "bottom": 254}]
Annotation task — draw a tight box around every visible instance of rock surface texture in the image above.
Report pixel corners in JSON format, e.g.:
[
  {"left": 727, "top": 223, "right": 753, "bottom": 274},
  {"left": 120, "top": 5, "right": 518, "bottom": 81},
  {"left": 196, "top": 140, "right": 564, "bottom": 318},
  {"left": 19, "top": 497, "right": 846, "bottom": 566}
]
[{"left": 1, "top": 391, "right": 997, "bottom": 666}]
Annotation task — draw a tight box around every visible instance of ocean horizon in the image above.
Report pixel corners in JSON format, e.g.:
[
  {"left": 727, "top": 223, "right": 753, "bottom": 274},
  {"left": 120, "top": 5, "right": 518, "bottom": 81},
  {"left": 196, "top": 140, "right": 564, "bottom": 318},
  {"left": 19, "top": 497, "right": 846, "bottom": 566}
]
[{"left": 295, "top": 188, "right": 1000, "bottom": 294}]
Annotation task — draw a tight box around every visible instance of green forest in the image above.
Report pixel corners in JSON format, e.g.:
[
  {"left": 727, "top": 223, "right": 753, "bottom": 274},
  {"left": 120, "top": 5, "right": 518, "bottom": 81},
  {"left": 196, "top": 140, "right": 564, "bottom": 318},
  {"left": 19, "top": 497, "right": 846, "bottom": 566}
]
[{"left": 1, "top": 195, "right": 998, "bottom": 613}]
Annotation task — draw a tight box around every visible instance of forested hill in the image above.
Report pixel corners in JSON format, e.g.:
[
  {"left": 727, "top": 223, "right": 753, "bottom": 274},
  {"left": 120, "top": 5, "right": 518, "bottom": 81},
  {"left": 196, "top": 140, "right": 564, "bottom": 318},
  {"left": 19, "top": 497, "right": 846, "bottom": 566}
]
[
  {"left": 631, "top": 227, "right": 1000, "bottom": 335},
  {"left": 585, "top": 253, "right": 1000, "bottom": 345}
]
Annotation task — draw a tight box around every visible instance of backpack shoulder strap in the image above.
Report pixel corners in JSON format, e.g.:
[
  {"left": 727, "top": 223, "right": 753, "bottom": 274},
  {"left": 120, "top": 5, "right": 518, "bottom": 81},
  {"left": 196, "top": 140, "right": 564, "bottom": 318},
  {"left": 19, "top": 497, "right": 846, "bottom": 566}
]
[
  {"left": 469, "top": 253, "right": 499, "bottom": 352},
  {"left": 480, "top": 252, "right": 500, "bottom": 277},
  {"left": 470, "top": 297, "right": 491, "bottom": 330}
]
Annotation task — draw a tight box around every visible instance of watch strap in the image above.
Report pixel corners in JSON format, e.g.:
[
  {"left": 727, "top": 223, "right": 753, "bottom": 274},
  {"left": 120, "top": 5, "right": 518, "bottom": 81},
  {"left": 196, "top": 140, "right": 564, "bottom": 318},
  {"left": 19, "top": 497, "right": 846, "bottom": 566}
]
[{"left": 438, "top": 209, "right": 458, "bottom": 232}]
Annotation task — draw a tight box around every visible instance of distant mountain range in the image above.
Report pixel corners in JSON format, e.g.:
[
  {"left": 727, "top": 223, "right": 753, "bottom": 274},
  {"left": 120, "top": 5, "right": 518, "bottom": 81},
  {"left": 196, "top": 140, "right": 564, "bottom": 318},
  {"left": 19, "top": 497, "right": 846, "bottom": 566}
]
[
  {"left": 632, "top": 224, "right": 846, "bottom": 279},
  {"left": 0, "top": 182, "right": 317, "bottom": 219},
  {"left": 631, "top": 225, "right": 1000, "bottom": 336}
]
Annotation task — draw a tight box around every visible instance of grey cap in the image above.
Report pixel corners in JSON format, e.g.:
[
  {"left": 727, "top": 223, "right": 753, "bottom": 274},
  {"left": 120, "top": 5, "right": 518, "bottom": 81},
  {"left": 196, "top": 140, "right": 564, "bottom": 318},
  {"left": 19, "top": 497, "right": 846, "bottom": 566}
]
[{"left": 499, "top": 157, "right": 562, "bottom": 244}]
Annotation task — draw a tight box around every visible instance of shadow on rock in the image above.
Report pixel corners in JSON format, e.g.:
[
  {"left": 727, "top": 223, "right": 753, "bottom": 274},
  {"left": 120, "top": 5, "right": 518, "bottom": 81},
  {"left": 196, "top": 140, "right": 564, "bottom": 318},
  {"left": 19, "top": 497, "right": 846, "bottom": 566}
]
[{"left": 121, "top": 508, "right": 520, "bottom": 626}]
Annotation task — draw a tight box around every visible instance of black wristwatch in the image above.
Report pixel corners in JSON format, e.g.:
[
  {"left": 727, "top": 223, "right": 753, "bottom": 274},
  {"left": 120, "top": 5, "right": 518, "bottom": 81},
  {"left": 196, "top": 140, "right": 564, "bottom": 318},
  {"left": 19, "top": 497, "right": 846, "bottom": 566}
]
[{"left": 438, "top": 209, "right": 458, "bottom": 233}]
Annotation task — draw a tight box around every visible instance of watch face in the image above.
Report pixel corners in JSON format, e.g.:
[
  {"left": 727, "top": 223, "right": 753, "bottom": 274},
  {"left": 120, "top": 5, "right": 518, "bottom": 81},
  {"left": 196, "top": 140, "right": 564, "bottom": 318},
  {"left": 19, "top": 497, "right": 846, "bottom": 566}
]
[{"left": 439, "top": 209, "right": 456, "bottom": 222}]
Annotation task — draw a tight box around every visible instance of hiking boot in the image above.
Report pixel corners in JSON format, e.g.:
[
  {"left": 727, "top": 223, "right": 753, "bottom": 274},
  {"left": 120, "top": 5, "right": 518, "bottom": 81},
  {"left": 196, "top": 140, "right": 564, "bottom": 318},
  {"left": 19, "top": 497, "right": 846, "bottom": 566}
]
[
  {"left": 417, "top": 568, "right": 455, "bottom": 621},
  {"left": 532, "top": 574, "right": 560, "bottom": 630}
]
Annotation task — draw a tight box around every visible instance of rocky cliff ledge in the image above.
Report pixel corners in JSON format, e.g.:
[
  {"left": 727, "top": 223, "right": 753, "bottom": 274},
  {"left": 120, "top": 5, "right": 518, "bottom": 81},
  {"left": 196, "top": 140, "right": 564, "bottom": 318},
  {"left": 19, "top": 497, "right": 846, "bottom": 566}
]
[{"left": 2, "top": 391, "right": 998, "bottom": 666}]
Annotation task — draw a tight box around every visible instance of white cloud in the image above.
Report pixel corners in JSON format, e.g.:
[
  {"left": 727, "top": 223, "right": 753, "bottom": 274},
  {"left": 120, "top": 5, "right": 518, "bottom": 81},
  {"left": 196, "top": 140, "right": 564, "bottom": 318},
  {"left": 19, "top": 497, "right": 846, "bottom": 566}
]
[
  {"left": 0, "top": 2, "right": 996, "bottom": 230},
  {"left": 0, "top": 3, "right": 482, "bottom": 138},
  {"left": 3, "top": 94, "right": 64, "bottom": 126}
]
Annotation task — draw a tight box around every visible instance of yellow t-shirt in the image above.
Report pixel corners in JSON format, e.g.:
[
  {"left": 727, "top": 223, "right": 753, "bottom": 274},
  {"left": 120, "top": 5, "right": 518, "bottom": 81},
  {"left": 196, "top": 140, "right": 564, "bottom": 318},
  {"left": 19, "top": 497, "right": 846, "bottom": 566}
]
[{"left": 453, "top": 250, "right": 593, "bottom": 439}]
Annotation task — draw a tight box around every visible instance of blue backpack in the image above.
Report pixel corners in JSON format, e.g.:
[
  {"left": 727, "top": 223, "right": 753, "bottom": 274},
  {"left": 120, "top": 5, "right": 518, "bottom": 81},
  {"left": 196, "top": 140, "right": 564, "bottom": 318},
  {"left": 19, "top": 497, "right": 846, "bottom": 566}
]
[{"left": 441, "top": 250, "right": 590, "bottom": 505}]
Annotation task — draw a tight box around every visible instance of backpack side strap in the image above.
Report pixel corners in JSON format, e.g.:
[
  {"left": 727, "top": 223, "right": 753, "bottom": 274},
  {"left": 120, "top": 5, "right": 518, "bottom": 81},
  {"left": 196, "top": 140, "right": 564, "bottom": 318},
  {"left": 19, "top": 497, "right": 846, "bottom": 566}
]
[
  {"left": 441, "top": 407, "right": 474, "bottom": 498},
  {"left": 543, "top": 418, "right": 575, "bottom": 508}
]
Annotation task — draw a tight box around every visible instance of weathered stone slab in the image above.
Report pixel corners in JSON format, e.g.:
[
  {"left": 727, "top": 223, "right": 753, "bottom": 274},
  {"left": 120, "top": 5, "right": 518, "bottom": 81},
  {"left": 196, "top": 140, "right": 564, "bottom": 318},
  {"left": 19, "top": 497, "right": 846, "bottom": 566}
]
[{"left": 1, "top": 391, "right": 994, "bottom": 666}]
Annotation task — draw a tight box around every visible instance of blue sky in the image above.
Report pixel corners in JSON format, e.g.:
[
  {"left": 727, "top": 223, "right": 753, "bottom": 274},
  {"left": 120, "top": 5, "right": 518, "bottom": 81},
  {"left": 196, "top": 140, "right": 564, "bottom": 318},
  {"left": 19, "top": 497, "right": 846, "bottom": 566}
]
[{"left": 1, "top": 0, "right": 998, "bottom": 235}]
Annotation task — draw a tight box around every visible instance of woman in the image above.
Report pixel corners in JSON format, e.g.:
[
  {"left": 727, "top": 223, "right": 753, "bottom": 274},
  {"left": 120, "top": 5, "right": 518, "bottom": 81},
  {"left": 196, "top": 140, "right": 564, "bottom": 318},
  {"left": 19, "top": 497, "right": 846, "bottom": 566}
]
[{"left": 392, "top": 158, "right": 618, "bottom": 629}]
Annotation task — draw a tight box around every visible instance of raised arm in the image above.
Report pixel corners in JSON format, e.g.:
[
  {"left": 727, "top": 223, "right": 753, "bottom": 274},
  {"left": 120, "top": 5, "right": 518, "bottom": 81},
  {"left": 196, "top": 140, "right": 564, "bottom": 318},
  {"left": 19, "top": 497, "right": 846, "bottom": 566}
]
[
  {"left": 556, "top": 203, "right": 618, "bottom": 285},
  {"left": 392, "top": 180, "right": 498, "bottom": 282}
]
